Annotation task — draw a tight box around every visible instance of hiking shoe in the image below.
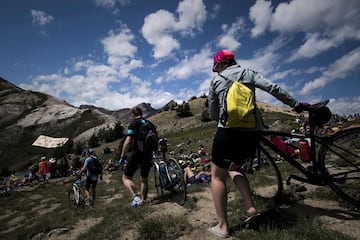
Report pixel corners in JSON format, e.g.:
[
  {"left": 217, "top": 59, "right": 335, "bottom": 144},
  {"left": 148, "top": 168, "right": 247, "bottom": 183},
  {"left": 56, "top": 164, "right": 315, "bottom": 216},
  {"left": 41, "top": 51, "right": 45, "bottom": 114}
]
[{"left": 131, "top": 195, "right": 142, "bottom": 207}]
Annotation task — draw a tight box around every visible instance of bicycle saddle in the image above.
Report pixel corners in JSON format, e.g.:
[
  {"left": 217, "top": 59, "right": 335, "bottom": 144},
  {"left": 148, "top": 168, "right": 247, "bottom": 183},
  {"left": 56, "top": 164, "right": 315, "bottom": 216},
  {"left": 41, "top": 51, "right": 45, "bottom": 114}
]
[
  {"left": 309, "top": 100, "right": 331, "bottom": 127},
  {"left": 308, "top": 100, "right": 329, "bottom": 111}
]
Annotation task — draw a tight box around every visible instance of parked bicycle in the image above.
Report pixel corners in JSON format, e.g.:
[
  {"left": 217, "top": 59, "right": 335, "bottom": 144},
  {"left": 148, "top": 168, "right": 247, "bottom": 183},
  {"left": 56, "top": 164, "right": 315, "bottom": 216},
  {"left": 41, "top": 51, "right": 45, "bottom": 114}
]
[
  {"left": 153, "top": 152, "right": 186, "bottom": 205},
  {"left": 68, "top": 175, "right": 93, "bottom": 209},
  {"left": 243, "top": 100, "right": 360, "bottom": 209}
]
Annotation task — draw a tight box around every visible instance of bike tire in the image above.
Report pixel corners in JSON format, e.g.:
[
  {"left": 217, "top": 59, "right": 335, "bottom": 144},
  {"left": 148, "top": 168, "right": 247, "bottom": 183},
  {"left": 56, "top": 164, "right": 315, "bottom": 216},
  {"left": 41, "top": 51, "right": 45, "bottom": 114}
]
[
  {"left": 167, "top": 157, "right": 186, "bottom": 205},
  {"left": 68, "top": 188, "right": 80, "bottom": 209},
  {"left": 243, "top": 146, "right": 283, "bottom": 203},
  {"left": 319, "top": 126, "right": 360, "bottom": 209}
]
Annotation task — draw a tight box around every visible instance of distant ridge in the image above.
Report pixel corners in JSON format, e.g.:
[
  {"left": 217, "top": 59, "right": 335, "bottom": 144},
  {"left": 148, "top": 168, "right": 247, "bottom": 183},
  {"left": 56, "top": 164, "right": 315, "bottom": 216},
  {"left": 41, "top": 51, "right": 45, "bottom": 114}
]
[{"left": 0, "top": 77, "right": 297, "bottom": 172}]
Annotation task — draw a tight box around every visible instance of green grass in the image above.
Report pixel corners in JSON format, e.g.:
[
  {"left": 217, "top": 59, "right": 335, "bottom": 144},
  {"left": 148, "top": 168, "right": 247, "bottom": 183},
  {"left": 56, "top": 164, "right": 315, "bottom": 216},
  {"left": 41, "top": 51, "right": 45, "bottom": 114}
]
[
  {"left": 0, "top": 162, "right": 355, "bottom": 240},
  {"left": 227, "top": 193, "right": 354, "bottom": 240},
  {"left": 0, "top": 111, "right": 357, "bottom": 240},
  {"left": 138, "top": 214, "right": 191, "bottom": 240}
]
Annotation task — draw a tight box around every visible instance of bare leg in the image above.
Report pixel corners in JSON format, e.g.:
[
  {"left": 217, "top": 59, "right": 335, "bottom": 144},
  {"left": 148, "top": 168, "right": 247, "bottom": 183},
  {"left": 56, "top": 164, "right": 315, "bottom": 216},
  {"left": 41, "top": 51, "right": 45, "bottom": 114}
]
[
  {"left": 122, "top": 174, "right": 137, "bottom": 197},
  {"left": 183, "top": 166, "right": 195, "bottom": 184},
  {"left": 210, "top": 162, "right": 229, "bottom": 236},
  {"left": 84, "top": 189, "right": 91, "bottom": 199},
  {"left": 228, "top": 163, "right": 257, "bottom": 216},
  {"left": 140, "top": 177, "right": 148, "bottom": 201}
]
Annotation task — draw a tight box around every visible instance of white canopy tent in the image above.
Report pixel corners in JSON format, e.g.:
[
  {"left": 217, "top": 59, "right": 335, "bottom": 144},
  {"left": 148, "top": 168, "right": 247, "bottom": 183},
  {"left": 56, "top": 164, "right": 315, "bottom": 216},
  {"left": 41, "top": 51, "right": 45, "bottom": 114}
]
[{"left": 32, "top": 135, "right": 69, "bottom": 148}]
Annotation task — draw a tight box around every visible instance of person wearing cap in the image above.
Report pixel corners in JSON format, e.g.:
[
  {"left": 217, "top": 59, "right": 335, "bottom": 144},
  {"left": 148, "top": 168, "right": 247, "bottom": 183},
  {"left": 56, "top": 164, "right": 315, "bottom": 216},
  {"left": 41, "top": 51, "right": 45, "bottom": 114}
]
[
  {"left": 78, "top": 148, "right": 102, "bottom": 206},
  {"left": 48, "top": 158, "right": 57, "bottom": 179},
  {"left": 207, "top": 49, "right": 307, "bottom": 238}
]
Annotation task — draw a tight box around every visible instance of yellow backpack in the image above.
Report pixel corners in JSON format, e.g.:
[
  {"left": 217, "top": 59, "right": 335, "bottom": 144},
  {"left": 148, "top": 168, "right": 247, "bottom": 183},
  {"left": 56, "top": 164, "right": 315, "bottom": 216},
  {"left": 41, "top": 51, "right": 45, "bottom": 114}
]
[{"left": 220, "top": 72, "right": 256, "bottom": 128}]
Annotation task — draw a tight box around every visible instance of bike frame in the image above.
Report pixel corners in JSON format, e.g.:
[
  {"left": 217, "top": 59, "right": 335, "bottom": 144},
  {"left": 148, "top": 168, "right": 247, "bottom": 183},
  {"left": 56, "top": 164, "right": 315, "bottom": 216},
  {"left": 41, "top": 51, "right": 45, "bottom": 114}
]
[
  {"left": 259, "top": 128, "right": 329, "bottom": 186},
  {"left": 152, "top": 151, "right": 187, "bottom": 205},
  {"left": 72, "top": 181, "right": 81, "bottom": 204},
  {"left": 70, "top": 176, "right": 85, "bottom": 208},
  {"left": 153, "top": 155, "right": 172, "bottom": 189},
  {"left": 256, "top": 100, "right": 339, "bottom": 187}
]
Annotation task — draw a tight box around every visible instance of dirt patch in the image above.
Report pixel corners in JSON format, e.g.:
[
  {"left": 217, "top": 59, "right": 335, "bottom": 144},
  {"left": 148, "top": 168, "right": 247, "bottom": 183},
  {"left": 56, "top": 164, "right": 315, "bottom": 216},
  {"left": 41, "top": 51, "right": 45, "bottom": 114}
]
[
  {"left": 299, "top": 199, "right": 360, "bottom": 240},
  {"left": 3, "top": 175, "right": 359, "bottom": 240},
  {"left": 31, "top": 217, "right": 103, "bottom": 240}
]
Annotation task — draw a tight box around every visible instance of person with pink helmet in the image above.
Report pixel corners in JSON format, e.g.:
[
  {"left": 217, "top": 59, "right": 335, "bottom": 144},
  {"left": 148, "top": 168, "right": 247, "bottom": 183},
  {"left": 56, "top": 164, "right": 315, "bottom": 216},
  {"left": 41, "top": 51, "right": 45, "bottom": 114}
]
[{"left": 207, "top": 49, "right": 307, "bottom": 238}]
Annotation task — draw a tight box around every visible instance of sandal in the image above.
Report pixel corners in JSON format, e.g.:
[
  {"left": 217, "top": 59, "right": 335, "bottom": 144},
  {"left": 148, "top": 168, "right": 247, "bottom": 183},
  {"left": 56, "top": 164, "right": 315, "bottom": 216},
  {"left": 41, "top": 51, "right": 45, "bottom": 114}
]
[{"left": 242, "top": 213, "right": 260, "bottom": 223}]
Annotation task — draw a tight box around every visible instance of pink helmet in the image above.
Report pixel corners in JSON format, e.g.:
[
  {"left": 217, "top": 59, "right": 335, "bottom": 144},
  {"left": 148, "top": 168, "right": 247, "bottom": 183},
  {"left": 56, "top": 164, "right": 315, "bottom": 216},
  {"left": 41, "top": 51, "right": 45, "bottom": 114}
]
[{"left": 213, "top": 50, "right": 235, "bottom": 65}]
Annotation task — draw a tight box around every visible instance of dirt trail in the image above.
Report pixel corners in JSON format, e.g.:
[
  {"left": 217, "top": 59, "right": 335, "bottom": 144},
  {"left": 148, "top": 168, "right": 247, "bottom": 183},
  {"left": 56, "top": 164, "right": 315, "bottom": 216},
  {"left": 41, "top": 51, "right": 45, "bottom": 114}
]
[{"left": 5, "top": 174, "right": 359, "bottom": 240}]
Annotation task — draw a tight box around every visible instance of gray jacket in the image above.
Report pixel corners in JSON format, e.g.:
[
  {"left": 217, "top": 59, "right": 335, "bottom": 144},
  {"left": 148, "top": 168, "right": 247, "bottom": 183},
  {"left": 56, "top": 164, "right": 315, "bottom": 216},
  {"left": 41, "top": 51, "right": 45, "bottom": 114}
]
[{"left": 208, "top": 64, "right": 298, "bottom": 129}]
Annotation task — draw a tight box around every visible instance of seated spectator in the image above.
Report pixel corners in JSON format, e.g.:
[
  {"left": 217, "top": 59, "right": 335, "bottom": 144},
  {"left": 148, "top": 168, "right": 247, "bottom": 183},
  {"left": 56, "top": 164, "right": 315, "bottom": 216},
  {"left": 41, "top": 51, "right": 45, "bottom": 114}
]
[
  {"left": 183, "top": 163, "right": 211, "bottom": 186},
  {"left": 196, "top": 164, "right": 211, "bottom": 183}
]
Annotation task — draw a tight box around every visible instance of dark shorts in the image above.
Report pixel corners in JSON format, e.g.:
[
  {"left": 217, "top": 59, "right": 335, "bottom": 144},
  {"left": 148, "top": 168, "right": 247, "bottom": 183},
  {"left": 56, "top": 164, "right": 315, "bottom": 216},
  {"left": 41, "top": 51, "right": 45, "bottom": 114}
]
[
  {"left": 124, "top": 150, "right": 152, "bottom": 178},
  {"left": 188, "top": 176, "right": 196, "bottom": 184},
  {"left": 211, "top": 127, "right": 260, "bottom": 169},
  {"left": 85, "top": 177, "right": 97, "bottom": 191}
]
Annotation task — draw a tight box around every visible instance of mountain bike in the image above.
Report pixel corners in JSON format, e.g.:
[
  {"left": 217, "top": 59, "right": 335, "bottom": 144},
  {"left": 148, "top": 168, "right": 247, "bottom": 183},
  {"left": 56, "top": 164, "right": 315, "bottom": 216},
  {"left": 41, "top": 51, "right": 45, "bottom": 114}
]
[
  {"left": 153, "top": 152, "right": 186, "bottom": 205},
  {"left": 68, "top": 175, "right": 88, "bottom": 209},
  {"left": 242, "top": 100, "right": 360, "bottom": 209}
]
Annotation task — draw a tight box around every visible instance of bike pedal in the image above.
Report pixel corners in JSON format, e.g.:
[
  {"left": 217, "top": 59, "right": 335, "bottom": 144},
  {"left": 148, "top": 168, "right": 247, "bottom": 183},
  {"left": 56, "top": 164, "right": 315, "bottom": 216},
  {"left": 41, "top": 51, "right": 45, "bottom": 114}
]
[{"left": 305, "top": 166, "right": 314, "bottom": 172}]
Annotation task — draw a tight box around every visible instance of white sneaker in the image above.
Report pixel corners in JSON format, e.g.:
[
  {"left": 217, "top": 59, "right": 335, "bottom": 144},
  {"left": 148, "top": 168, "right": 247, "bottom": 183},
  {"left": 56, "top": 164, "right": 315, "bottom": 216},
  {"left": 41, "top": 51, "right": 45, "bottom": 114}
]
[{"left": 131, "top": 195, "right": 142, "bottom": 207}]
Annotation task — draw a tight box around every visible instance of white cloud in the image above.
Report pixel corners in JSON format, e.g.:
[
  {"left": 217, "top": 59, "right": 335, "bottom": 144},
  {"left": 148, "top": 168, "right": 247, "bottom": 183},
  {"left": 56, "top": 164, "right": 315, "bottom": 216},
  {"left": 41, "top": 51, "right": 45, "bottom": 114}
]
[
  {"left": 217, "top": 18, "right": 245, "bottom": 50},
  {"left": 289, "top": 25, "right": 360, "bottom": 62},
  {"left": 248, "top": 0, "right": 360, "bottom": 61},
  {"left": 141, "top": 0, "right": 206, "bottom": 59},
  {"left": 94, "top": 0, "right": 130, "bottom": 9},
  {"left": 198, "top": 77, "right": 213, "bottom": 95},
  {"left": 101, "top": 25, "right": 138, "bottom": 65},
  {"left": 328, "top": 97, "right": 360, "bottom": 115},
  {"left": 209, "top": 3, "right": 220, "bottom": 19},
  {"left": 270, "top": 0, "right": 333, "bottom": 33},
  {"left": 31, "top": 10, "right": 54, "bottom": 26},
  {"left": 237, "top": 36, "right": 286, "bottom": 76},
  {"left": 272, "top": 0, "right": 360, "bottom": 61},
  {"left": 288, "top": 33, "right": 335, "bottom": 61},
  {"left": 166, "top": 48, "right": 213, "bottom": 80},
  {"left": 19, "top": 0, "right": 359, "bottom": 115},
  {"left": 95, "top": 0, "right": 116, "bottom": 9},
  {"left": 176, "top": 0, "right": 206, "bottom": 35},
  {"left": 249, "top": 0, "right": 272, "bottom": 37},
  {"left": 300, "top": 47, "right": 360, "bottom": 95},
  {"left": 141, "top": 10, "right": 179, "bottom": 59},
  {"left": 305, "top": 66, "right": 326, "bottom": 74}
]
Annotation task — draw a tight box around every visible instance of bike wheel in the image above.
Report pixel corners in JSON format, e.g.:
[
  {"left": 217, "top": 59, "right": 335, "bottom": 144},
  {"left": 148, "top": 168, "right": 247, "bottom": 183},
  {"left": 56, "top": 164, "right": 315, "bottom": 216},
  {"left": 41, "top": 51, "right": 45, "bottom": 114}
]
[
  {"left": 320, "top": 127, "right": 360, "bottom": 208},
  {"left": 68, "top": 188, "right": 78, "bottom": 209},
  {"left": 243, "top": 146, "right": 283, "bottom": 203},
  {"left": 78, "top": 189, "right": 85, "bottom": 209},
  {"left": 167, "top": 157, "right": 186, "bottom": 205}
]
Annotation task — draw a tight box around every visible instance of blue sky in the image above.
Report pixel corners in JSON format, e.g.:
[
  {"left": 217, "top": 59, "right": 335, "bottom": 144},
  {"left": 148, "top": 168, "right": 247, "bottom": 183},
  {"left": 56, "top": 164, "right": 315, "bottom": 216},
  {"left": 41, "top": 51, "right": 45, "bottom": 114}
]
[{"left": 1, "top": 0, "right": 359, "bottom": 115}]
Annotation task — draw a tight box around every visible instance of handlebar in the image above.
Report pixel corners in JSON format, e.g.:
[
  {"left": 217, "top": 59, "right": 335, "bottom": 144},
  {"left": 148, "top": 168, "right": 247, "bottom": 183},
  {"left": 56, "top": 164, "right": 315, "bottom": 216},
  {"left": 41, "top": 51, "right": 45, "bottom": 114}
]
[{"left": 293, "top": 100, "right": 329, "bottom": 113}]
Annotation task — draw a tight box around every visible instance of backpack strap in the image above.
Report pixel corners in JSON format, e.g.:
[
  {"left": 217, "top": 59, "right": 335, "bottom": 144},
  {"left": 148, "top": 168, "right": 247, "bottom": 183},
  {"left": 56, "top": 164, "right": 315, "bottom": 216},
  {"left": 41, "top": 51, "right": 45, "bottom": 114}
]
[{"left": 218, "top": 68, "right": 246, "bottom": 83}]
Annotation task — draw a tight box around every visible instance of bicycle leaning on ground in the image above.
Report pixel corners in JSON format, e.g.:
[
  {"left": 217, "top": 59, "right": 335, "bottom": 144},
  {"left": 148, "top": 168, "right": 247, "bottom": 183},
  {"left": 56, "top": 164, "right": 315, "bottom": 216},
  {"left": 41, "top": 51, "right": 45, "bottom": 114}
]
[
  {"left": 68, "top": 175, "right": 93, "bottom": 209},
  {"left": 153, "top": 151, "right": 187, "bottom": 205},
  {"left": 243, "top": 100, "right": 360, "bottom": 209}
]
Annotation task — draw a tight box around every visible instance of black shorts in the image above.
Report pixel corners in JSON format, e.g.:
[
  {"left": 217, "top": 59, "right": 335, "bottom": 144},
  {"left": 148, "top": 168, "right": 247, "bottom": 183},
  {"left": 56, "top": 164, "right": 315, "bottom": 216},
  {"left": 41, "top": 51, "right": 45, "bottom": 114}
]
[
  {"left": 124, "top": 150, "right": 152, "bottom": 178},
  {"left": 211, "top": 127, "right": 260, "bottom": 169},
  {"left": 85, "top": 177, "right": 97, "bottom": 191},
  {"left": 188, "top": 176, "right": 196, "bottom": 184}
]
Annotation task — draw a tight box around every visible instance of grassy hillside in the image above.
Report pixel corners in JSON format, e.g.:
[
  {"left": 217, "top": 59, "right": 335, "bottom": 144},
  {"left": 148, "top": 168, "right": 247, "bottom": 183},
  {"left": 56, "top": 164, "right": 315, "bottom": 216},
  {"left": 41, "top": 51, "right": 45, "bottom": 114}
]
[
  {"left": 0, "top": 98, "right": 358, "bottom": 240},
  {"left": 1, "top": 96, "right": 299, "bottom": 175}
]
